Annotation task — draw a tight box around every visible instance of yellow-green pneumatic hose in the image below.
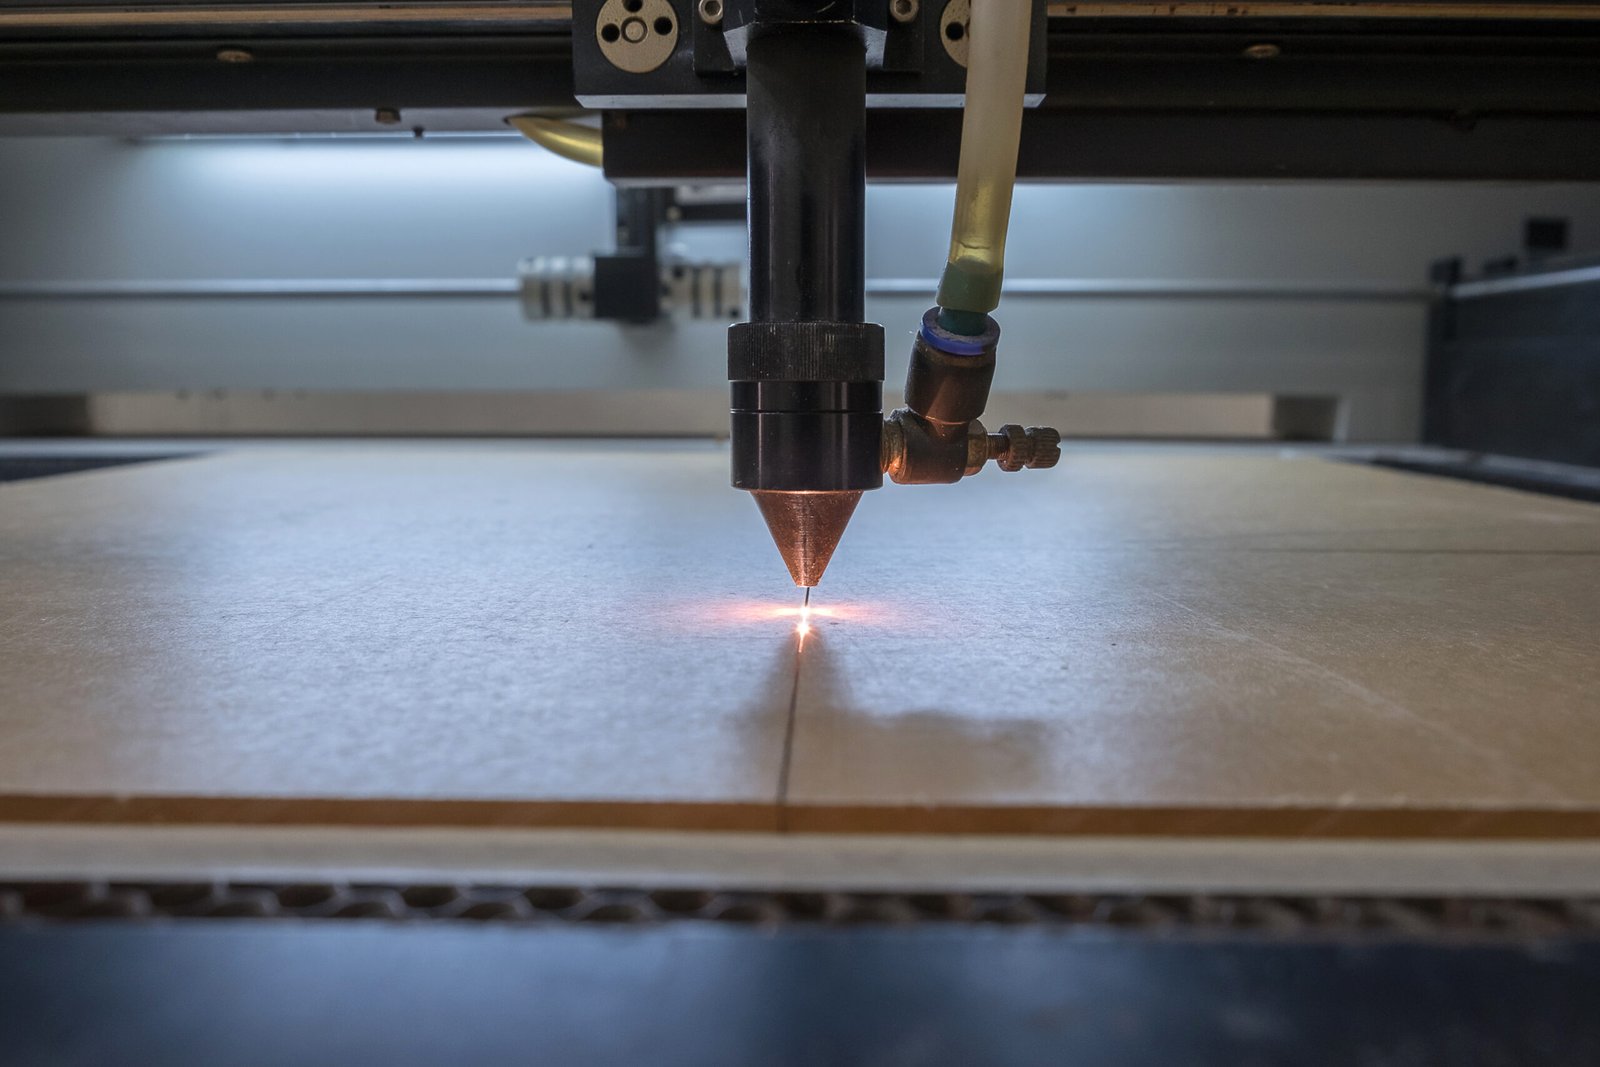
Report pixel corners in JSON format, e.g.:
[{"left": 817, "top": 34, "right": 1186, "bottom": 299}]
[{"left": 934, "top": 0, "right": 1032, "bottom": 335}]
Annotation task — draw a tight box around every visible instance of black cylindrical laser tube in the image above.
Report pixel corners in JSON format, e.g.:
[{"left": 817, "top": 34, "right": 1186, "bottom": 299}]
[{"left": 730, "top": 23, "right": 883, "bottom": 494}]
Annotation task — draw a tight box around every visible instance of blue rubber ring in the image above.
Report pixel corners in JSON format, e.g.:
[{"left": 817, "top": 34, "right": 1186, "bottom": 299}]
[{"left": 918, "top": 306, "right": 999, "bottom": 357}]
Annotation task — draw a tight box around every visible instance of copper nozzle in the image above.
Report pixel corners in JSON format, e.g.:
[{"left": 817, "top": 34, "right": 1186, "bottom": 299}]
[{"left": 750, "top": 490, "right": 861, "bottom": 587}]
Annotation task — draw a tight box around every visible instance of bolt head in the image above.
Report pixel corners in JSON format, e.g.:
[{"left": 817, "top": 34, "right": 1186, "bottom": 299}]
[
  {"left": 891, "top": 0, "right": 919, "bottom": 23},
  {"left": 698, "top": 0, "right": 724, "bottom": 24}
]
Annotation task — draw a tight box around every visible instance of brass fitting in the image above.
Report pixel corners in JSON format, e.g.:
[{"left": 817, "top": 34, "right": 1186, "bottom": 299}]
[
  {"left": 884, "top": 410, "right": 1061, "bottom": 482},
  {"left": 882, "top": 408, "right": 969, "bottom": 484},
  {"left": 883, "top": 308, "right": 1060, "bottom": 484}
]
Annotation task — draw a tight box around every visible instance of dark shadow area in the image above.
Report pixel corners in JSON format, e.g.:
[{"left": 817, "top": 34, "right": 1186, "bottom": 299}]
[
  {"left": 734, "top": 634, "right": 803, "bottom": 804},
  {"left": 3, "top": 924, "right": 1599, "bottom": 1066},
  {"left": 0, "top": 451, "right": 200, "bottom": 484},
  {"left": 1363, "top": 454, "right": 1600, "bottom": 505},
  {"left": 785, "top": 631, "right": 1049, "bottom": 810}
]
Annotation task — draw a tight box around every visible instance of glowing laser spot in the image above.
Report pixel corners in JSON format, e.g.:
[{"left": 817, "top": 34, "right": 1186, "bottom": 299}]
[
  {"left": 775, "top": 606, "right": 837, "bottom": 620},
  {"left": 796, "top": 588, "right": 813, "bottom": 648}
]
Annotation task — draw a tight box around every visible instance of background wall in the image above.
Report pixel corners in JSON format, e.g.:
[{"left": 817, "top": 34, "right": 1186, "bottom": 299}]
[{"left": 1, "top": 135, "right": 1596, "bottom": 439}]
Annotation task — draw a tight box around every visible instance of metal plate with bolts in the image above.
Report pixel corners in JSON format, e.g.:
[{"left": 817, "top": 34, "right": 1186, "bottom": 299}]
[
  {"left": 596, "top": 0, "right": 679, "bottom": 74},
  {"left": 940, "top": 0, "right": 969, "bottom": 67}
]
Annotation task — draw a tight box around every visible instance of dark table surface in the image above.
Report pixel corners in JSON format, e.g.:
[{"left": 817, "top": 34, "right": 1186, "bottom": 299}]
[{"left": 3, "top": 922, "right": 1598, "bottom": 1066}]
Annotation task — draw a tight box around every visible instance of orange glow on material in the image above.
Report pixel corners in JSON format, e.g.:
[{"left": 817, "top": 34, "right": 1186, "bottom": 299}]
[
  {"left": 773, "top": 606, "right": 839, "bottom": 621},
  {"left": 686, "top": 598, "right": 888, "bottom": 633}
]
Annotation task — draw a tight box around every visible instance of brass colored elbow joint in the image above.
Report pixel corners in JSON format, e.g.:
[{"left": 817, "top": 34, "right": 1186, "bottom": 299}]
[{"left": 882, "top": 308, "right": 1060, "bottom": 484}]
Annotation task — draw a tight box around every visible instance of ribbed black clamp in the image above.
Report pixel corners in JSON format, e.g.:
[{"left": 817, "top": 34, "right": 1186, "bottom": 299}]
[{"left": 728, "top": 321, "right": 885, "bottom": 382}]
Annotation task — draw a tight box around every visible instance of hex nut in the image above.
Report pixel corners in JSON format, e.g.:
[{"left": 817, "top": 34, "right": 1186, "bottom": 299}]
[{"left": 995, "top": 423, "right": 1030, "bottom": 472}]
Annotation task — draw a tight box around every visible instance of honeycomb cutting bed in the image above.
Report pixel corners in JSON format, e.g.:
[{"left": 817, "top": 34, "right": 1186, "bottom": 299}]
[{"left": 1, "top": 443, "right": 1599, "bottom": 837}]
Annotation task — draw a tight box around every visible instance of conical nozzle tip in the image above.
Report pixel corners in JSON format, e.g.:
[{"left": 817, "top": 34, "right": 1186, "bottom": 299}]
[{"left": 750, "top": 490, "right": 862, "bottom": 587}]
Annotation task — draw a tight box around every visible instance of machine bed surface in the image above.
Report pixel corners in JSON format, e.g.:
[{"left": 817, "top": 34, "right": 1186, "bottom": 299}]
[{"left": 1, "top": 444, "right": 1598, "bottom": 836}]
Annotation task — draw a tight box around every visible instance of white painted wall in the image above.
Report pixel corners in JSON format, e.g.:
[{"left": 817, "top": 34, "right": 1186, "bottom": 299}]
[{"left": 1, "top": 136, "right": 1596, "bottom": 439}]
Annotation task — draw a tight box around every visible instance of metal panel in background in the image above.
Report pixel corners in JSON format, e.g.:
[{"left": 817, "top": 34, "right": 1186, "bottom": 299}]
[
  {"left": 602, "top": 110, "right": 1600, "bottom": 183},
  {"left": 1426, "top": 259, "right": 1600, "bottom": 467},
  {"left": 1, "top": 0, "right": 1599, "bottom": 181}
]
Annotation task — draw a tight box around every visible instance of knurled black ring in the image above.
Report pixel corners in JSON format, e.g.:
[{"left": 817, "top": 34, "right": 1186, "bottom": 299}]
[{"left": 728, "top": 321, "right": 885, "bottom": 382}]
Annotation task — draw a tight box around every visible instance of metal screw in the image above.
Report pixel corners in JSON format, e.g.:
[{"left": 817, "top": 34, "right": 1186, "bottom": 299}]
[
  {"left": 698, "top": 0, "right": 723, "bottom": 24},
  {"left": 374, "top": 107, "right": 403, "bottom": 126},
  {"left": 215, "top": 47, "right": 253, "bottom": 63},
  {"left": 988, "top": 424, "right": 1061, "bottom": 472},
  {"left": 1028, "top": 426, "right": 1062, "bottom": 469},
  {"left": 1243, "top": 42, "right": 1281, "bottom": 59},
  {"left": 891, "top": 0, "right": 919, "bottom": 23}
]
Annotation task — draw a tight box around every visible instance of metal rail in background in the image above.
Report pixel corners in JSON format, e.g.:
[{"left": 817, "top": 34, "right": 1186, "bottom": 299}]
[
  {"left": 1049, "top": 0, "right": 1600, "bottom": 14},
  {"left": 0, "top": 2, "right": 575, "bottom": 28},
  {"left": 0, "top": 278, "right": 1437, "bottom": 302},
  {"left": 869, "top": 278, "right": 1436, "bottom": 302},
  {"left": 3, "top": 0, "right": 1600, "bottom": 28},
  {"left": 1449, "top": 262, "right": 1600, "bottom": 299},
  {"left": 0, "top": 279, "right": 524, "bottom": 299}
]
